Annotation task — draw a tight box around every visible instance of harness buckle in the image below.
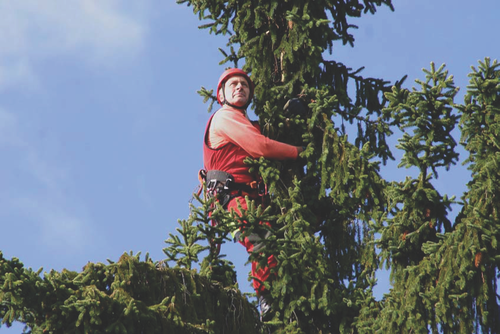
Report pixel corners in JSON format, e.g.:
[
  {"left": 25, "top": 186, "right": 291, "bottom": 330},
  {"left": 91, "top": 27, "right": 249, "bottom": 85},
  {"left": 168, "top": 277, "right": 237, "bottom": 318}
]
[
  {"left": 207, "top": 179, "right": 217, "bottom": 190},
  {"left": 224, "top": 178, "right": 233, "bottom": 191},
  {"left": 207, "top": 179, "right": 220, "bottom": 198}
]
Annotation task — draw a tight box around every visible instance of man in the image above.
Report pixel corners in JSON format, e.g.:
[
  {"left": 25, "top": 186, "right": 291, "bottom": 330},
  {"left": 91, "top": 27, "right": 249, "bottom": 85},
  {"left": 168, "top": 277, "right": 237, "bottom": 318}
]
[{"left": 202, "top": 68, "right": 303, "bottom": 315}]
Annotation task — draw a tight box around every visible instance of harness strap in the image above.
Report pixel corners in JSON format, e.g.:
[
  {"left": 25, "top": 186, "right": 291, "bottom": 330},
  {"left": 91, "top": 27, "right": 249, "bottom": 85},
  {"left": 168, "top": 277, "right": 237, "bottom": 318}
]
[
  {"left": 206, "top": 170, "right": 258, "bottom": 194},
  {"left": 200, "top": 169, "right": 265, "bottom": 200},
  {"left": 198, "top": 169, "right": 270, "bottom": 253}
]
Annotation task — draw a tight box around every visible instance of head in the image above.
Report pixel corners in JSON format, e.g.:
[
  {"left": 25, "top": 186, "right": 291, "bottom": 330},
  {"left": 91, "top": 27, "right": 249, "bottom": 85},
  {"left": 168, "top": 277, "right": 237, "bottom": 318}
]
[{"left": 217, "top": 68, "right": 255, "bottom": 109}]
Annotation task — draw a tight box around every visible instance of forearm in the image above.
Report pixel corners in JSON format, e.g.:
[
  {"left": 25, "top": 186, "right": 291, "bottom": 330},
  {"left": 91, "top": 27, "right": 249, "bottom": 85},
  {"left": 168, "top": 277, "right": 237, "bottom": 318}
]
[{"left": 242, "top": 136, "right": 299, "bottom": 160}]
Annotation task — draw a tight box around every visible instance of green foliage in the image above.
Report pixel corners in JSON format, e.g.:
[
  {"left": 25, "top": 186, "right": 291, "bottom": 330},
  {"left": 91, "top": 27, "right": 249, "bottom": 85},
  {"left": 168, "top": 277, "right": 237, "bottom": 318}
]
[
  {"left": 179, "top": 1, "right": 395, "bottom": 332},
  {"left": 174, "top": 0, "right": 500, "bottom": 332},
  {"left": 378, "top": 63, "right": 458, "bottom": 274},
  {"left": 372, "top": 59, "right": 500, "bottom": 333},
  {"left": 0, "top": 249, "right": 261, "bottom": 333},
  {"left": 2, "top": 1, "right": 500, "bottom": 333},
  {"left": 386, "top": 62, "right": 460, "bottom": 178}
]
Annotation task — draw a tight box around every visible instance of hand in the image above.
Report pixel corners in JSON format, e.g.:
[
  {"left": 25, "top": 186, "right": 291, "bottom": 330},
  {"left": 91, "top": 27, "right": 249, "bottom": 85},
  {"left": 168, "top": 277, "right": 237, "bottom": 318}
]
[{"left": 284, "top": 98, "right": 308, "bottom": 117}]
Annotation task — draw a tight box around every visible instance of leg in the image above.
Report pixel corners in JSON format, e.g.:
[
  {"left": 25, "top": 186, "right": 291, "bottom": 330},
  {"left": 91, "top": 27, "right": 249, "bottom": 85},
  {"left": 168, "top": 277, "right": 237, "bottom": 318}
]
[{"left": 226, "top": 196, "right": 277, "bottom": 294}]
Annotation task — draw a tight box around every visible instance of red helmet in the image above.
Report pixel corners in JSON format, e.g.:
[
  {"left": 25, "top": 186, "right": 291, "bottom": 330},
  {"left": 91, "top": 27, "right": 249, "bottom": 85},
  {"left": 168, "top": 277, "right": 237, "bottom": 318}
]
[{"left": 216, "top": 68, "right": 255, "bottom": 106}]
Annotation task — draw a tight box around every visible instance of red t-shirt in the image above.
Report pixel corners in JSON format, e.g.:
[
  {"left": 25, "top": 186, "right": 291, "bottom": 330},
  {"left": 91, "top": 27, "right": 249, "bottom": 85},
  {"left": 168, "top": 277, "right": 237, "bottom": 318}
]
[
  {"left": 204, "top": 106, "right": 298, "bottom": 183},
  {"left": 208, "top": 106, "right": 298, "bottom": 159}
]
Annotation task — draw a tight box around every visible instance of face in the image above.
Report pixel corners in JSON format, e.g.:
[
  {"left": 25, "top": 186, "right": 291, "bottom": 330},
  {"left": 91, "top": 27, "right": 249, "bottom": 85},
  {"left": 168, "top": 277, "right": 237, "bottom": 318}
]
[{"left": 220, "top": 75, "right": 250, "bottom": 107}]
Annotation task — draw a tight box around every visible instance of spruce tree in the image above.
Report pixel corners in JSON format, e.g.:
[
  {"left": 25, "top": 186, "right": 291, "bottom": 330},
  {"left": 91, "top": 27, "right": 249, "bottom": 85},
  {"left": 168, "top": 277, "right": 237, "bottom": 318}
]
[
  {"left": 1, "top": 1, "right": 500, "bottom": 334},
  {"left": 183, "top": 0, "right": 396, "bottom": 332},
  {"left": 175, "top": 0, "right": 500, "bottom": 333}
]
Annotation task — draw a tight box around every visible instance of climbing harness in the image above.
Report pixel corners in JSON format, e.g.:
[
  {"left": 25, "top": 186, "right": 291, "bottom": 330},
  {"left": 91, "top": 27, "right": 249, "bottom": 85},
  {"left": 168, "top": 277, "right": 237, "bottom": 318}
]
[
  {"left": 198, "top": 169, "right": 268, "bottom": 253},
  {"left": 199, "top": 170, "right": 266, "bottom": 205}
]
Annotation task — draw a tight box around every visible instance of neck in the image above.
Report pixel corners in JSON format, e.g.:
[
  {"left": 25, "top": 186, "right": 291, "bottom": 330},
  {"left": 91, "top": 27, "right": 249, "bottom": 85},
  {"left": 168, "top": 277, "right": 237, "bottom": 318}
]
[
  {"left": 224, "top": 101, "right": 246, "bottom": 110},
  {"left": 221, "top": 104, "right": 245, "bottom": 113}
]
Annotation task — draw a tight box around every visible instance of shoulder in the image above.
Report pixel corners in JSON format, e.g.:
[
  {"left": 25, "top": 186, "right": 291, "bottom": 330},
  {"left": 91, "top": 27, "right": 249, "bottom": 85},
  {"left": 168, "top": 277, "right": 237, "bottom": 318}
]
[{"left": 213, "top": 107, "right": 231, "bottom": 119}]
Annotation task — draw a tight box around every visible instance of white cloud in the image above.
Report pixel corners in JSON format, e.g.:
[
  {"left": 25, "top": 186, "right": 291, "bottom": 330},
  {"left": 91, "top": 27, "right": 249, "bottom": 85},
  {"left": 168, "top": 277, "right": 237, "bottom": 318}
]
[
  {"left": 0, "top": 57, "right": 39, "bottom": 91},
  {"left": 0, "top": 108, "right": 91, "bottom": 251},
  {"left": 0, "top": 107, "right": 22, "bottom": 146},
  {"left": 0, "top": 0, "right": 148, "bottom": 90},
  {"left": 13, "top": 197, "right": 91, "bottom": 252}
]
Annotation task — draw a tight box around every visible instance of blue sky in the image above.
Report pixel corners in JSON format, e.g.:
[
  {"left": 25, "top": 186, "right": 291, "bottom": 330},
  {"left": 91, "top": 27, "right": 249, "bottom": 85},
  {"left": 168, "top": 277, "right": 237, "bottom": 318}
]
[{"left": 1, "top": 1, "right": 499, "bottom": 331}]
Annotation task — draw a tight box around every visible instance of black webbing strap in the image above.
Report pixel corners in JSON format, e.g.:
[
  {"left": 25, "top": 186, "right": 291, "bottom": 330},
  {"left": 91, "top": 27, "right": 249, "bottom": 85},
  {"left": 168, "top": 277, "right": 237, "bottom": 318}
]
[{"left": 205, "top": 170, "right": 256, "bottom": 194}]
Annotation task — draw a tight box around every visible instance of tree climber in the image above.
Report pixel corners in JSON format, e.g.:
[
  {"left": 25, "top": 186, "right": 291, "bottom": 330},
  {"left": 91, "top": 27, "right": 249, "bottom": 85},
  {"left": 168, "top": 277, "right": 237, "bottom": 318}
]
[{"left": 201, "top": 68, "right": 303, "bottom": 317}]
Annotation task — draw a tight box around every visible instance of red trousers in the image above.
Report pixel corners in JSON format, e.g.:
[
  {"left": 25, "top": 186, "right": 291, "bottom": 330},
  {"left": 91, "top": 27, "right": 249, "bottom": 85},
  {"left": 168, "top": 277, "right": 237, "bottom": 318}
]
[{"left": 226, "top": 195, "right": 277, "bottom": 294}]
